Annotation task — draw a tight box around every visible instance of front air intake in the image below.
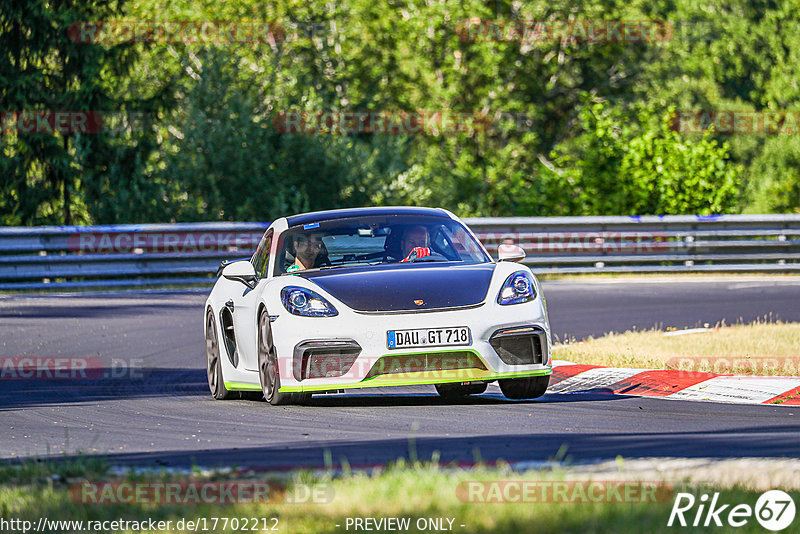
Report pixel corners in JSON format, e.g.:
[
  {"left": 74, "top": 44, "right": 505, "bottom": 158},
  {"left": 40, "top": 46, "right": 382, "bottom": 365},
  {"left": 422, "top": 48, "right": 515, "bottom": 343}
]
[
  {"left": 489, "top": 326, "right": 547, "bottom": 365},
  {"left": 293, "top": 340, "right": 361, "bottom": 381}
]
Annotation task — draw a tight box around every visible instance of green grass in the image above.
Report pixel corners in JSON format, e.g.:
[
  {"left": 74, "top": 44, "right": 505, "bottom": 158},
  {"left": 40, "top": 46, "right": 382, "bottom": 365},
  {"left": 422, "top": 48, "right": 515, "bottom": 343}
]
[{"left": 1, "top": 458, "right": 796, "bottom": 533}]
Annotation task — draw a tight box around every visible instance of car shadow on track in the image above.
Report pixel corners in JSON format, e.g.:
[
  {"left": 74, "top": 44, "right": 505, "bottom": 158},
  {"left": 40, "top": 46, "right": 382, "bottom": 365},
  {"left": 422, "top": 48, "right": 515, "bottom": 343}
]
[
  {"left": 303, "top": 390, "right": 626, "bottom": 407},
  {"left": 0, "top": 366, "right": 630, "bottom": 411}
]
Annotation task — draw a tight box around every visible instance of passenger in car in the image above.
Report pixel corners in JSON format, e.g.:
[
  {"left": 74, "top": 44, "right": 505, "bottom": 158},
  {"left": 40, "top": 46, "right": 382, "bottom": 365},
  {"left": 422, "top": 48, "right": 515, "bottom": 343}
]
[{"left": 286, "top": 233, "right": 325, "bottom": 272}]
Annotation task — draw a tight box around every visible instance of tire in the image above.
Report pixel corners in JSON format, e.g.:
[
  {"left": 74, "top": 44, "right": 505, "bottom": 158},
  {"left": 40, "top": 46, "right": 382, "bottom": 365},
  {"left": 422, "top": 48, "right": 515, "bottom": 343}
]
[
  {"left": 499, "top": 375, "right": 550, "bottom": 400},
  {"left": 258, "top": 309, "right": 309, "bottom": 405},
  {"left": 206, "top": 310, "right": 235, "bottom": 400},
  {"left": 435, "top": 382, "right": 488, "bottom": 398}
]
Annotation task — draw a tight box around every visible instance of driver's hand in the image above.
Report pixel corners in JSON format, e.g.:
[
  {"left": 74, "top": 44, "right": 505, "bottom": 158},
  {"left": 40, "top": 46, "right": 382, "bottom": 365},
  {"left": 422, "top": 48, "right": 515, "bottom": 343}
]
[{"left": 400, "top": 247, "right": 431, "bottom": 263}]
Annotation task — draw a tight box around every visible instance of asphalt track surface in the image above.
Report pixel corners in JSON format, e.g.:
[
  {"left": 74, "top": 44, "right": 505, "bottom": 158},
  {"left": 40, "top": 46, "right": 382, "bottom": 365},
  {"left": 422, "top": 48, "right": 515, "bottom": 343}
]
[{"left": 1, "top": 277, "right": 799, "bottom": 469}]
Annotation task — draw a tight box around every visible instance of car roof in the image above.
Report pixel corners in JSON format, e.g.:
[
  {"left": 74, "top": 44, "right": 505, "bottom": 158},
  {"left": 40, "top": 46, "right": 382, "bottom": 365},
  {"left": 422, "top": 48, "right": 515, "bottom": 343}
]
[{"left": 286, "top": 206, "right": 450, "bottom": 227}]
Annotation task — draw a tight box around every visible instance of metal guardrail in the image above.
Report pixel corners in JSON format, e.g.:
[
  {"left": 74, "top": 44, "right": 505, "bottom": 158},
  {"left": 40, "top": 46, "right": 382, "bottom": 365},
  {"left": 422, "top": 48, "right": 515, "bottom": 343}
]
[
  {"left": 1, "top": 215, "right": 798, "bottom": 290},
  {"left": 467, "top": 214, "right": 800, "bottom": 274}
]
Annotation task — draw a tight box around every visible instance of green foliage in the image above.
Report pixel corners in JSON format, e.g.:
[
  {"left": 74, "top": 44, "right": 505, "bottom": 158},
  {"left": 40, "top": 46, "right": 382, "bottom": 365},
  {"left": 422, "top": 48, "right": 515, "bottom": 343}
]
[
  {"left": 751, "top": 137, "right": 800, "bottom": 213},
  {"left": 546, "top": 102, "right": 740, "bottom": 215},
  {"left": 156, "top": 48, "right": 410, "bottom": 221},
  {"left": 0, "top": 0, "right": 153, "bottom": 225},
  {"left": 636, "top": 0, "right": 800, "bottom": 213},
  {"left": 1, "top": 0, "right": 796, "bottom": 225}
]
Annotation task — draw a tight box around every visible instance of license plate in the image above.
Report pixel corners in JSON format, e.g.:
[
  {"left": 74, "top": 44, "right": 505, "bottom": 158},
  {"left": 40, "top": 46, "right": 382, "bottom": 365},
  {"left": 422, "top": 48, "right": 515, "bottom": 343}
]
[{"left": 387, "top": 327, "right": 471, "bottom": 349}]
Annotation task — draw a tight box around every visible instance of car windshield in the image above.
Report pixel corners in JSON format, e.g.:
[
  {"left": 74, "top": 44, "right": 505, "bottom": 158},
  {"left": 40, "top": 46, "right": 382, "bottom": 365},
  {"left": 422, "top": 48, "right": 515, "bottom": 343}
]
[{"left": 275, "top": 214, "right": 490, "bottom": 275}]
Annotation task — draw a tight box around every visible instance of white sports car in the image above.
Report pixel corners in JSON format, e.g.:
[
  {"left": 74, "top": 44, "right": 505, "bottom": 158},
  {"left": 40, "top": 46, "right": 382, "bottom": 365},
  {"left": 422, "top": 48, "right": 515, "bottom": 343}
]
[{"left": 204, "top": 207, "right": 552, "bottom": 404}]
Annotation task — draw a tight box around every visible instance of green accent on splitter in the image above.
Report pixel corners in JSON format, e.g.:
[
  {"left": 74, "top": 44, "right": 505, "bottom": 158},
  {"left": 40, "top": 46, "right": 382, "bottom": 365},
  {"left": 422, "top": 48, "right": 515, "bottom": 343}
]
[
  {"left": 224, "top": 382, "right": 262, "bottom": 391},
  {"left": 276, "top": 348, "right": 552, "bottom": 393}
]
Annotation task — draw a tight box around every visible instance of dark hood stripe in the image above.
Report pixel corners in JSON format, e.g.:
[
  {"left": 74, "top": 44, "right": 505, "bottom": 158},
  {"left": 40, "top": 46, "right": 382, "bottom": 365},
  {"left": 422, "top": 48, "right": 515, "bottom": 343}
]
[{"left": 298, "top": 263, "right": 496, "bottom": 312}]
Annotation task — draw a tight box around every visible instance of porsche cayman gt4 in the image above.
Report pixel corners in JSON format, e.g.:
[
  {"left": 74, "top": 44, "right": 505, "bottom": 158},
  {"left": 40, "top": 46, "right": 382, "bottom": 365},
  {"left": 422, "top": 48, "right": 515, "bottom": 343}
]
[{"left": 204, "top": 207, "right": 552, "bottom": 404}]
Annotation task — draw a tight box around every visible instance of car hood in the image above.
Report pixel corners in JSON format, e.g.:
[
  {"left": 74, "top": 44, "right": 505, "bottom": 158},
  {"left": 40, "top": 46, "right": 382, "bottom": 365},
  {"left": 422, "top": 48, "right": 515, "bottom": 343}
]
[{"left": 297, "top": 262, "right": 496, "bottom": 312}]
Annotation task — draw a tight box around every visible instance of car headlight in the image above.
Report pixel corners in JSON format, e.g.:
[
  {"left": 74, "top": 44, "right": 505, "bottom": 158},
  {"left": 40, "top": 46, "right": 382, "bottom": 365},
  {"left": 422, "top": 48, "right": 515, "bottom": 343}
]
[
  {"left": 497, "top": 271, "right": 537, "bottom": 305},
  {"left": 281, "top": 286, "right": 339, "bottom": 317}
]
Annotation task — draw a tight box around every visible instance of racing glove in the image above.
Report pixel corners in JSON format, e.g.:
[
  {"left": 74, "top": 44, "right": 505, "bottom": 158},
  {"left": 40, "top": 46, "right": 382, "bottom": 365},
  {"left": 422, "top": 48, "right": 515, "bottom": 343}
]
[{"left": 400, "top": 247, "right": 431, "bottom": 262}]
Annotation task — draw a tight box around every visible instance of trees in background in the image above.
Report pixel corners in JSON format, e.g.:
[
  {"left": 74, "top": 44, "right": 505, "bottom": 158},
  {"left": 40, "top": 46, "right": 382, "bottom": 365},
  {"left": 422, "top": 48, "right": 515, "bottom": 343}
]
[
  {"left": 544, "top": 102, "right": 739, "bottom": 215},
  {"left": 636, "top": 0, "right": 800, "bottom": 213},
  {"left": 1, "top": 0, "right": 796, "bottom": 225},
  {"left": 0, "top": 0, "right": 171, "bottom": 225}
]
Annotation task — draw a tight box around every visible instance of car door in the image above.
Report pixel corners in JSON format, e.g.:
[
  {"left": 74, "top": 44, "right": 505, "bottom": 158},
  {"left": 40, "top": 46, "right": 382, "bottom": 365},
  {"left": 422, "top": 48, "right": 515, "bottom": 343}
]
[{"left": 232, "top": 230, "right": 272, "bottom": 372}]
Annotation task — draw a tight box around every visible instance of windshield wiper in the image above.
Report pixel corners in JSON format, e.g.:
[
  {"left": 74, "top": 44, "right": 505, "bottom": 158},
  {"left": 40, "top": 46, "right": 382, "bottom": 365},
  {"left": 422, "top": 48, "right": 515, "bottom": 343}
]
[
  {"left": 318, "top": 261, "right": 383, "bottom": 270},
  {"left": 407, "top": 257, "right": 447, "bottom": 263}
]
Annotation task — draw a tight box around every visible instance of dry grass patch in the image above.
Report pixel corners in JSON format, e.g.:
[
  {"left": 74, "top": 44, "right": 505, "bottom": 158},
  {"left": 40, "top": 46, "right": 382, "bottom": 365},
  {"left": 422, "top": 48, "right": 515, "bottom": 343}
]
[{"left": 554, "top": 321, "right": 800, "bottom": 375}]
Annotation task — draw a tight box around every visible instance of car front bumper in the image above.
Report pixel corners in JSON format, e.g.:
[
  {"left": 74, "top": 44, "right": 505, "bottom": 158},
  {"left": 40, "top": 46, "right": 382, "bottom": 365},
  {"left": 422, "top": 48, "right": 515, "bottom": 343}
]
[{"left": 270, "top": 299, "right": 552, "bottom": 393}]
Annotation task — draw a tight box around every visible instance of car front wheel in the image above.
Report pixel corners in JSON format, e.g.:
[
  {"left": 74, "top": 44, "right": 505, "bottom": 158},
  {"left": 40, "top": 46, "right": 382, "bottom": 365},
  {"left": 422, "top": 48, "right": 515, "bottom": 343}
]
[{"left": 258, "top": 309, "right": 309, "bottom": 405}]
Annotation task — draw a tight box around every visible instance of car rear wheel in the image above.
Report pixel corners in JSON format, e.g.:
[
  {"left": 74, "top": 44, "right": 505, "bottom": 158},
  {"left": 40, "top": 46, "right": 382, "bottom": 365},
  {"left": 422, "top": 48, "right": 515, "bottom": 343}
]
[
  {"left": 435, "top": 382, "right": 488, "bottom": 398},
  {"left": 258, "top": 309, "right": 309, "bottom": 405},
  {"left": 499, "top": 375, "right": 550, "bottom": 400},
  {"left": 206, "top": 310, "right": 235, "bottom": 400}
]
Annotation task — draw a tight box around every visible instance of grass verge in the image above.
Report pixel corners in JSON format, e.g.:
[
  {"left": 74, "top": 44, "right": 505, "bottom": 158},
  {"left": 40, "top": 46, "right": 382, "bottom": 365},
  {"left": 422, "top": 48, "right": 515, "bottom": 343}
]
[
  {"left": 1, "top": 458, "right": 796, "bottom": 533},
  {"left": 554, "top": 321, "right": 800, "bottom": 375}
]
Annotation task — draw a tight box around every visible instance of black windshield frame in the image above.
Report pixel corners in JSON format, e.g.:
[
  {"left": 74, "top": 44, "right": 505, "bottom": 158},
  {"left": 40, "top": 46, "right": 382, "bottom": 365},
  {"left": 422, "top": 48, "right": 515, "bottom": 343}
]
[{"left": 274, "top": 214, "right": 491, "bottom": 276}]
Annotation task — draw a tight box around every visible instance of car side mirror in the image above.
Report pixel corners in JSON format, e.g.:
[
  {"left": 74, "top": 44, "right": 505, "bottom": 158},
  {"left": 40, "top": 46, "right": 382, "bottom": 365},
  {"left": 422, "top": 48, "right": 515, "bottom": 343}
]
[
  {"left": 497, "top": 244, "right": 526, "bottom": 263},
  {"left": 222, "top": 261, "right": 257, "bottom": 289}
]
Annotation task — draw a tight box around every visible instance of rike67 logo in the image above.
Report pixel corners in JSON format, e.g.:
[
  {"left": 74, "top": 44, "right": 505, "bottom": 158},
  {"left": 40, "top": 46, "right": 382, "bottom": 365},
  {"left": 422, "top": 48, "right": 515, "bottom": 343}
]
[{"left": 668, "top": 490, "right": 796, "bottom": 531}]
